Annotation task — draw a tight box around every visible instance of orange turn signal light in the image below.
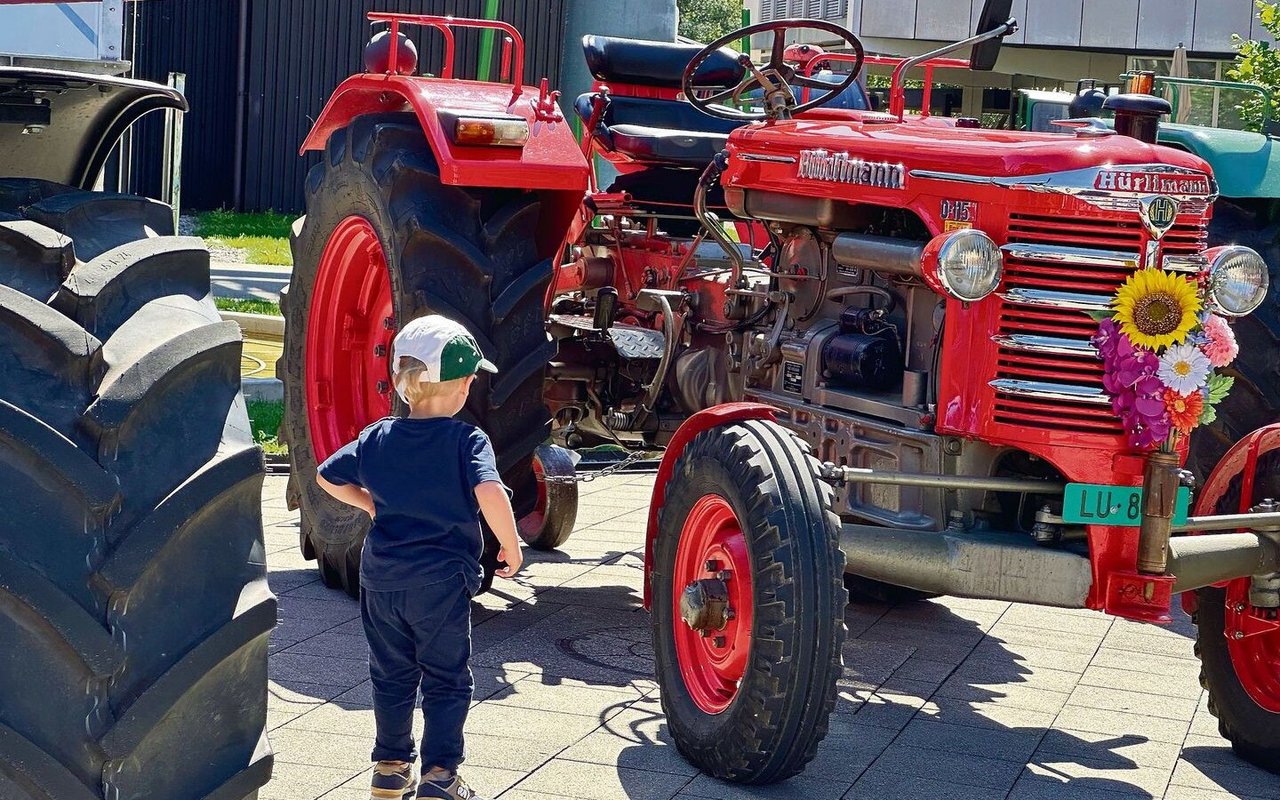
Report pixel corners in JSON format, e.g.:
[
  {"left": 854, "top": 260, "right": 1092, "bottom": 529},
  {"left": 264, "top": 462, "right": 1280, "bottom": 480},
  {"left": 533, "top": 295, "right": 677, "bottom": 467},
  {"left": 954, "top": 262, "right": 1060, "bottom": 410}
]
[{"left": 452, "top": 116, "right": 529, "bottom": 147}]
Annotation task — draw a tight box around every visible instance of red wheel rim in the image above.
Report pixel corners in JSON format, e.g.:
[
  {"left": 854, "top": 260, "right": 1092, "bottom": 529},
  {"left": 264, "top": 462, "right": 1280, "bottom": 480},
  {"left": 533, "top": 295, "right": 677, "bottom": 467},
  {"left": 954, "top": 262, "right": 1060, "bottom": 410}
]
[
  {"left": 1195, "top": 425, "right": 1280, "bottom": 713},
  {"left": 306, "top": 216, "right": 395, "bottom": 462},
  {"left": 518, "top": 458, "right": 547, "bottom": 539},
  {"left": 1225, "top": 580, "right": 1280, "bottom": 713},
  {"left": 672, "top": 494, "right": 753, "bottom": 714}
]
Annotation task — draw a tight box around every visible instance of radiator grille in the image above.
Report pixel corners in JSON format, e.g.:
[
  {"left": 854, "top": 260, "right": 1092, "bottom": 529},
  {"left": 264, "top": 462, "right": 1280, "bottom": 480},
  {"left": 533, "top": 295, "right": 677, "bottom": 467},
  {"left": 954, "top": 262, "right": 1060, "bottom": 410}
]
[{"left": 991, "top": 212, "right": 1208, "bottom": 437}]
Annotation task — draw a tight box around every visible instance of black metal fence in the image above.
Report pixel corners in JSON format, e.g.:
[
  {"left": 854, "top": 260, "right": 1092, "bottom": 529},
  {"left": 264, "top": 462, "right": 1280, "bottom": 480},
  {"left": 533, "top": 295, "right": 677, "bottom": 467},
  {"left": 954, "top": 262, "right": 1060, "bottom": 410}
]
[{"left": 125, "top": 0, "right": 566, "bottom": 213}]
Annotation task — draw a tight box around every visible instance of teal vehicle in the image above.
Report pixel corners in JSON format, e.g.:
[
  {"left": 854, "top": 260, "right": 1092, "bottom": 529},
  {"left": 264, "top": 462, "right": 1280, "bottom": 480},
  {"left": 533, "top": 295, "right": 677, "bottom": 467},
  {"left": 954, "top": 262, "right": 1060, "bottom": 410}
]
[{"left": 1017, "top": 75, "right": 1280, "bottom": 478}]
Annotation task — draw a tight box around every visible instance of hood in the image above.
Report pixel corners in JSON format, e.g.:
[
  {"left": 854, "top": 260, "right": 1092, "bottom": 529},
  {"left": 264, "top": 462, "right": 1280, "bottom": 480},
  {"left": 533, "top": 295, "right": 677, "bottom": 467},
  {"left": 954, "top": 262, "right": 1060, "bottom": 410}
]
[
  {"left": 734, "top": 116, "right": 1212, "bottom": 182},
  {"left": 0, "top": 67, "right": 187, "bottom": 189}
]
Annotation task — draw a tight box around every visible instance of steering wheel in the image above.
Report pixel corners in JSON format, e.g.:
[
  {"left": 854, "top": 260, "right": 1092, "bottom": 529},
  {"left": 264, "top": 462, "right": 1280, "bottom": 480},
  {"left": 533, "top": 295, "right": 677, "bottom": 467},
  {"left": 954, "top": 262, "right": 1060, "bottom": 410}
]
[{"left": 681, "top": 20, "right": 865, "bottom": 121}]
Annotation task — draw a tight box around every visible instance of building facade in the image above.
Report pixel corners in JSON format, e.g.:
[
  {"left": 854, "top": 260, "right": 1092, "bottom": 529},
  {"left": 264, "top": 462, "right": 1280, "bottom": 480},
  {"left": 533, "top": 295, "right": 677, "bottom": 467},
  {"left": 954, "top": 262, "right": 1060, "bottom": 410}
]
[{"left": 745, "top": 0, "right": 1274, "bottom": 121}]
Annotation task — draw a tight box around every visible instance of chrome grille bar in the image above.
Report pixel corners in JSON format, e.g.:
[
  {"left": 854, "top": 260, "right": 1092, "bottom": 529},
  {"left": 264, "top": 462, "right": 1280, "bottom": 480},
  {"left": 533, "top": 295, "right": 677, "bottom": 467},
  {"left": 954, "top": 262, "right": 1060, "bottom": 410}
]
[
  {"left": 992, "top": 334, "right": 1099, "bottom": 356},
  {"left": 998, "top": 287, "right": 1112, "bottom": 311},
  {"left": 990, "top": 379, "right": 1111, "bottom": 405},
  {"left": 1001, "top": 243, "right": 1138, "bottom": 269},
  {"left": 1162, "top": 254, "right": 1209, "bottom": 273}
]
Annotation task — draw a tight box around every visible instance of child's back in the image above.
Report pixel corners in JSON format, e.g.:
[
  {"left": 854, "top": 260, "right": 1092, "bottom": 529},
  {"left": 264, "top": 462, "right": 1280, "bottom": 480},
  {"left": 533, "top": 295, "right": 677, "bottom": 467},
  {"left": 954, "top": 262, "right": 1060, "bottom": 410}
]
[{"left": 323, "top": 415, "right": 499, "bottom": 595}]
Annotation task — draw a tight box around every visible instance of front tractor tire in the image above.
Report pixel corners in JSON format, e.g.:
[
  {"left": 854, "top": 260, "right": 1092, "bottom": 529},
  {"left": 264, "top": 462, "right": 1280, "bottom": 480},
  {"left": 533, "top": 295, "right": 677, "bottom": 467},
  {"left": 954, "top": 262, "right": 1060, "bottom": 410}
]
[
  {"left": 1193, "top": 444, "right": 1280, "bottom": 775},
  {"left": 652, "top": 420, "right": 847, "bottom": 784},
  {"left": 283, "top": 113, "right": 559, "bottom": 597}
]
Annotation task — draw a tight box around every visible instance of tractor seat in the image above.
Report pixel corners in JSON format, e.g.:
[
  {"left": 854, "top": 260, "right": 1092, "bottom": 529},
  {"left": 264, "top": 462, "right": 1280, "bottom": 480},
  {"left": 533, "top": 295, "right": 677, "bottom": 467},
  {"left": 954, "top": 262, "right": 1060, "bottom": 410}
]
[
  {"left": 576, "top": 93, "right": 743, "bottom": 168},
  {"left": 607, "top": 125, "right": 727, "bottom": 168},
  {"left": 582, "top": 35, "right": 744, "bottom": 89}
]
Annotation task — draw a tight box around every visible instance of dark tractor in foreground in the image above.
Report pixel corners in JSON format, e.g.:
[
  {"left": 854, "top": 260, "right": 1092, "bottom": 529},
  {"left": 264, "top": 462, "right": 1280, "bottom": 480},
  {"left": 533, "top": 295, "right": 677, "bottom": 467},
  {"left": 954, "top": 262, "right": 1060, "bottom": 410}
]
[{"left": 0, "top": 63, "right": 272, "bottom": 800}]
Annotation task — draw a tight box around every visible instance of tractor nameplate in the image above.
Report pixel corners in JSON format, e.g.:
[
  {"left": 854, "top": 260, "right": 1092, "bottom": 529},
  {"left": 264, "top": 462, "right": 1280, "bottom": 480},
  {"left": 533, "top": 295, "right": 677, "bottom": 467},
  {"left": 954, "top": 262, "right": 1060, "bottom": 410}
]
[
  {"left": 1063, "top": 483, "right": 1192, "bottom": 527},
  {"left": 1093, "top": 170, "right": 1211, "bottom": 196},
  {"left": 798, "top": 150, "right": 905, "bottom": 190}
]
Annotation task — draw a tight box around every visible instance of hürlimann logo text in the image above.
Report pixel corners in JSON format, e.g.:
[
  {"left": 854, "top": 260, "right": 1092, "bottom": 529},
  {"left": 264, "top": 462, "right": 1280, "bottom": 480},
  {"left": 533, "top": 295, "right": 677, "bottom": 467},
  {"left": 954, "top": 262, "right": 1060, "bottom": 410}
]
[{"left": 798, "top": 150, "right": 906, "bottom": 189}]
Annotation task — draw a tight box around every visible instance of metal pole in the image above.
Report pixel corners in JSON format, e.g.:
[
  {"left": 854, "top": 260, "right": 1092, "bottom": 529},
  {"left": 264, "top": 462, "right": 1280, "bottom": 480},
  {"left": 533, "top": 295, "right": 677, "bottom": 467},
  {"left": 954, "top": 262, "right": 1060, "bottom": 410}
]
[
  {"left": 164, "top": 72, "right": 187, "bottom": 233},
  {"left": 825, "top": 465, "right": 1066, "bottom": 494},
  {"left": 476, "top": 0, "right": 501, "bottom": 81},
  {"left": 739, "top": 4, "right": 750, "bottom": 54},
  {"left": 1173, "top": 511, "right": 1280, "bottom": 534}
]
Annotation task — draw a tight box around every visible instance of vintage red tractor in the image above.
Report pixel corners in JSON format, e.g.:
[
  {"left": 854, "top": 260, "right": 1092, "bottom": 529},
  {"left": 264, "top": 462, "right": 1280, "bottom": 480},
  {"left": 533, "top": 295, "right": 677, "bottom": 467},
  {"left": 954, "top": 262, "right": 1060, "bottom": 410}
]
[{"left": 282, "top": 2, "right": 1280, "bottom": 783}]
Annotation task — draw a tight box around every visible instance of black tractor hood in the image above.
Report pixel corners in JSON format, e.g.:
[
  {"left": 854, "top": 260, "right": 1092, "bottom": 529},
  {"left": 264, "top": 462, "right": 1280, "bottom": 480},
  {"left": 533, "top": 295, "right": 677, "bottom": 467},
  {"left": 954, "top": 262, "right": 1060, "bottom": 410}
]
[{"left": 0, "top": 68, "right": 186, "bottom": 189}]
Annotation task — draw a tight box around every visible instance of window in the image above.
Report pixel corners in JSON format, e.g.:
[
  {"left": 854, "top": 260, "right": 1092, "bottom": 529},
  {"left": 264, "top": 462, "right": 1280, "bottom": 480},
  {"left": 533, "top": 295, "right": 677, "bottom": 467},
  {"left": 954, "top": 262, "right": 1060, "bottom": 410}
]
[{"left": 759, "top": 0, "right": 846, "bottom": 23}]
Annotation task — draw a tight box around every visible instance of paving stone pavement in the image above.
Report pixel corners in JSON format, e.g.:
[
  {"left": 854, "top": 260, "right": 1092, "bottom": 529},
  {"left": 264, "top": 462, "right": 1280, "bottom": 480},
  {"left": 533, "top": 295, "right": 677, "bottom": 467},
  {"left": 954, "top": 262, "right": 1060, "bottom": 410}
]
[{"left": 259, "top": 474, "right": 1280, "bottom": 800}]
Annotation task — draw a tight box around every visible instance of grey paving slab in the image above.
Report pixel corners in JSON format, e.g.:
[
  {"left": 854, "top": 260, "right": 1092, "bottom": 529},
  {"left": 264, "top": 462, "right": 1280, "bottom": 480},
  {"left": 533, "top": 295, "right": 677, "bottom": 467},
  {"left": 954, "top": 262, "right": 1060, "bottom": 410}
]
[
  {"left": 513, "top": 756, "right": 692, "bottom": 799},
  {"left": 255, "top": 475, "right": 1280, "bottom": 800}
]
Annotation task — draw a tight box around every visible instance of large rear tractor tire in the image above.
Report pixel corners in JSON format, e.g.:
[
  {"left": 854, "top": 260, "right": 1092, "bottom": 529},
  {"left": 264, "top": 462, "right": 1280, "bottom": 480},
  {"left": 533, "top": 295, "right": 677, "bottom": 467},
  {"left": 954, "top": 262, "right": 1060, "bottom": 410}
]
[
  {"left": 0, "top": 180, "right": 273, "bottom": 799},
  {"left": 283, "top": 112, "right": 560, "bottom": 597},
  {"left": 1189, "top": 200, "right": 1280, "bottom": 480},
  {"left": 652, "top": 420, "right": 846, "bottom": 784},
  {"left": 1192, "top": 438, "right": 1280, "bottom": 776}
]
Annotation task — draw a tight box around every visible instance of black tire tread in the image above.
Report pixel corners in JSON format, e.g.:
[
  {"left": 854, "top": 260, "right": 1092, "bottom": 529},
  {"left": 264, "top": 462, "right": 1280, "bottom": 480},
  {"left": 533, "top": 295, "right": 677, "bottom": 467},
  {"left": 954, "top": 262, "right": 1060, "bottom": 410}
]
[
  {"left": 653, "top": 420, "right": 846, "bottom": 784},
  {"left": 0, "top": 180, "right": 272, "bottom": 799}
]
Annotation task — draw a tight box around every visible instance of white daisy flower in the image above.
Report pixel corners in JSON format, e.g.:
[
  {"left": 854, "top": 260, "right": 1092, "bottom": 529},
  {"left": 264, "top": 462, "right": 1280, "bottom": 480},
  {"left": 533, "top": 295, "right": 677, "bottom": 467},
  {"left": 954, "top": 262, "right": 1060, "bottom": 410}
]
[{"left": 1157, "top": 343, "right": 1211, "bottom": 396}]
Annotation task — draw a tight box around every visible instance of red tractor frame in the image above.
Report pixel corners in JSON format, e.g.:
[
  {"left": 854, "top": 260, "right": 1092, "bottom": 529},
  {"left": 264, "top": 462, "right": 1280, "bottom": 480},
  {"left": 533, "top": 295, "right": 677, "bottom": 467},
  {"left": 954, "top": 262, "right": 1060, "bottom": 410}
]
[{"left": 283, "top": 4, "right": 1280, "bottom": 784}]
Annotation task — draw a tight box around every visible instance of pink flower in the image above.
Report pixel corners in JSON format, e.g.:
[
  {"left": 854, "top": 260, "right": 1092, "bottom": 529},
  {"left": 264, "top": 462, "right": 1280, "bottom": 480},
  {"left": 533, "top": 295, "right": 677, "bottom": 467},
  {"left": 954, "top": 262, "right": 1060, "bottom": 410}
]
[{"left": 1201, "top": 314, "right": 1239, "bottom": 368}]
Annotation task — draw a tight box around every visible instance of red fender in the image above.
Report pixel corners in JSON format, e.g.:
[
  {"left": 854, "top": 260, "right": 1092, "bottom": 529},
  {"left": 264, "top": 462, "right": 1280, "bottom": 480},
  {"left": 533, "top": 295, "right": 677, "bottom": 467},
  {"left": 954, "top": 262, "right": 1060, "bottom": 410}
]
[
  {"left": 300, "top": 74, "right": 589, "bottom": 192},
  {"left": 1181, "top": 422, "right": 1280, "bottom": 616},
  {"left": 643, "top": 402, "right": 778, "bottom": 608},
  {"left": 299, "top": 74, "right": 588, "bottom": 260}
]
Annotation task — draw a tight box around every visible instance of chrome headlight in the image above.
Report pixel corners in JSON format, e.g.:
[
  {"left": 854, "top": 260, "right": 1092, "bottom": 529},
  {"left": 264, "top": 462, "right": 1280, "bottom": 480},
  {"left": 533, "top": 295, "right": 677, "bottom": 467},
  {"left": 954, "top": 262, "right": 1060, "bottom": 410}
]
[
  {"left": 925, "top": 229, "right": 1004, "bottom": 302},
  {"left": 1207, "top": 245, "right": 1269, "bottom": 317}
]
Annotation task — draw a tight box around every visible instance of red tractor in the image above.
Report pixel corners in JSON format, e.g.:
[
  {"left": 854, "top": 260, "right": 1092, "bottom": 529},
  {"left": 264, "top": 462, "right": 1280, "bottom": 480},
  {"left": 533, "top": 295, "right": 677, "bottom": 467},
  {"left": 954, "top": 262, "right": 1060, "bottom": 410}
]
[{"left": 283, "top": 3, "right": 1280, "bottom": 784}]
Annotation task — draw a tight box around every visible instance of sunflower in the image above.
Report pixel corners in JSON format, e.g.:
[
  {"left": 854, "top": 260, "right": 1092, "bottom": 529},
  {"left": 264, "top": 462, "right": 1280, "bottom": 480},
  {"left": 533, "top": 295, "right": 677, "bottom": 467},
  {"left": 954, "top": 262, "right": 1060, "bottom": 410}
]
[{"left": 1112, "top": 269, "right": 1202, "bottom": 351}]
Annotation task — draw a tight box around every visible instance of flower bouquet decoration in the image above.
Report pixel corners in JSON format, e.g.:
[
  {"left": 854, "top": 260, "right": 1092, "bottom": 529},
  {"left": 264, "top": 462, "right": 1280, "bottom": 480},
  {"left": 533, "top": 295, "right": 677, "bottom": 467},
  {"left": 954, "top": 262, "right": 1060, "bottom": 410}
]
[{"left": 1090, "top": 268, "right": 1237, "bottom": 452}]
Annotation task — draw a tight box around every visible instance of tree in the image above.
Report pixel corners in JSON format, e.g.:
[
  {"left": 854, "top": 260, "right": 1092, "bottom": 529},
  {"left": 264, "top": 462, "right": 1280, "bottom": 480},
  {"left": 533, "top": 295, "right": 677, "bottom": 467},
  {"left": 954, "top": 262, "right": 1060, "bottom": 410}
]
[
  {"left": 1228, "top": 1, "right": 1280, "bottom": 132},
  {"left": 678, "top": 0, "right": 743, "bottom": 44}
]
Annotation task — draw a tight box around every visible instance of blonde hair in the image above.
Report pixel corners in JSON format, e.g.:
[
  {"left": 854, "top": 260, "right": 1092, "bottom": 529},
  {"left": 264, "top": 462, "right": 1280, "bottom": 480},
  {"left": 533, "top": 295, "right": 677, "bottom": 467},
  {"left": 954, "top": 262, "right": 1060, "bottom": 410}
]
[{"left": 395, "top": 356, "right": 469, "bottom": 405}]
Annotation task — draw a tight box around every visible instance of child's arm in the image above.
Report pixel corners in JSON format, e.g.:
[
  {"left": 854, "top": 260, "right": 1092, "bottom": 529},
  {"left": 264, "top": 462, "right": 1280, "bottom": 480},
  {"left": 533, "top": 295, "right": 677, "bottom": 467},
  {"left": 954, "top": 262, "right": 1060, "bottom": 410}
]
[
  {"left": 475, "top": 481, "right": 523, "bottom": 578},
  {"left": 317, "top": 474, "right": 375, "bottom": 518}
]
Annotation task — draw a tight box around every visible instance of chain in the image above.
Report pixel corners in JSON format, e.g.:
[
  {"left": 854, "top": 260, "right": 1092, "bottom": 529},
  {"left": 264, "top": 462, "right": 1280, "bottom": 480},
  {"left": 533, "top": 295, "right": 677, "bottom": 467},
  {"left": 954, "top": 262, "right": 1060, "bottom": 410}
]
[{"left": 541, "top": 448, "right": 652, "bottom": 484}]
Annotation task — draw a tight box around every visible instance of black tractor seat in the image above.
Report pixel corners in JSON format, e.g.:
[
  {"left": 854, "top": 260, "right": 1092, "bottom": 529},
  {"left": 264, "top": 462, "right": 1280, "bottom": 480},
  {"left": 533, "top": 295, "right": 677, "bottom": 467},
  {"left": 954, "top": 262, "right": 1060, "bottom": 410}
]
[
  {"left": 576, "top": 92, "right": 744, "bottom": 168},
  {"left": 582, "top": 35, "right": 744, "bottom": 89}
]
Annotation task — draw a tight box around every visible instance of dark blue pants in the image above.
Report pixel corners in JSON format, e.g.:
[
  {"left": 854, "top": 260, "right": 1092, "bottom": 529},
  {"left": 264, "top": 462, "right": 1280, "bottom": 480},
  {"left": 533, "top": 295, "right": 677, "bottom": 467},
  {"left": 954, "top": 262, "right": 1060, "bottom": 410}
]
[{"left": 361, "top": 575, "right": 473, "bottom": 770}]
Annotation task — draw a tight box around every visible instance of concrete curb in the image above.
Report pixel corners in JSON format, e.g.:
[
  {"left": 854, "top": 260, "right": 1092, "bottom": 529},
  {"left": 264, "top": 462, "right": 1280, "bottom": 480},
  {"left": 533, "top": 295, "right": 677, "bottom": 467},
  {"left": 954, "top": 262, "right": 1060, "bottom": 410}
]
[
  {"left": 221, "top": 310, "right": 285, "bottom": 337},
  {"left": 243, "top": 377, "right": 284, "bottom": 404}
]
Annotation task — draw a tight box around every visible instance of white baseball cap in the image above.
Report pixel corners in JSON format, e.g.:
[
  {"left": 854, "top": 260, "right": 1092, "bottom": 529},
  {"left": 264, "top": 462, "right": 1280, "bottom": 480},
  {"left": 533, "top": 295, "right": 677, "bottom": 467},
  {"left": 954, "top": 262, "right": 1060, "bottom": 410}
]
[{"left": 392, "top": 315, "right": 497, "bottom": 383}]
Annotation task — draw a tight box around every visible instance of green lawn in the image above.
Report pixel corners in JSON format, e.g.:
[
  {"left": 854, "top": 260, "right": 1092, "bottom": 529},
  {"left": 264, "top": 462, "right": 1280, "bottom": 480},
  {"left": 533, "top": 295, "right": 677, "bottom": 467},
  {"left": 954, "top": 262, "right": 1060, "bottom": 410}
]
[
  {"left": 248, "top": 399, "right": 287, "bottom": 457},
  {"left": 215, "top": 297, "right": 282, "bottom": 316},
  {"left": 196, "top": 210, "right": 294, "bottom": 266}
]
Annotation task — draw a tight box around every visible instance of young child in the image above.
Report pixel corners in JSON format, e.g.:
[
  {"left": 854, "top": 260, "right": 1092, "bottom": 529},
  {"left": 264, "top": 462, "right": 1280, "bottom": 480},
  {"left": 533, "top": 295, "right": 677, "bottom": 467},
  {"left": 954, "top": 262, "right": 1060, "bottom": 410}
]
[{"left": 316, "top": 314, "right": 523, "bottom": 800}]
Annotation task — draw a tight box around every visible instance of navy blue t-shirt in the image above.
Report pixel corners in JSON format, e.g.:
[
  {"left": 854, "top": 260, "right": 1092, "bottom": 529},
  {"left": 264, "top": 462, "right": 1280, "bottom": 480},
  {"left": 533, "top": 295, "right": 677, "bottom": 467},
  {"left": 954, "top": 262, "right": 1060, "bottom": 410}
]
[{"left": 317, "top": 416, "right": 504, "bottom": 594}]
